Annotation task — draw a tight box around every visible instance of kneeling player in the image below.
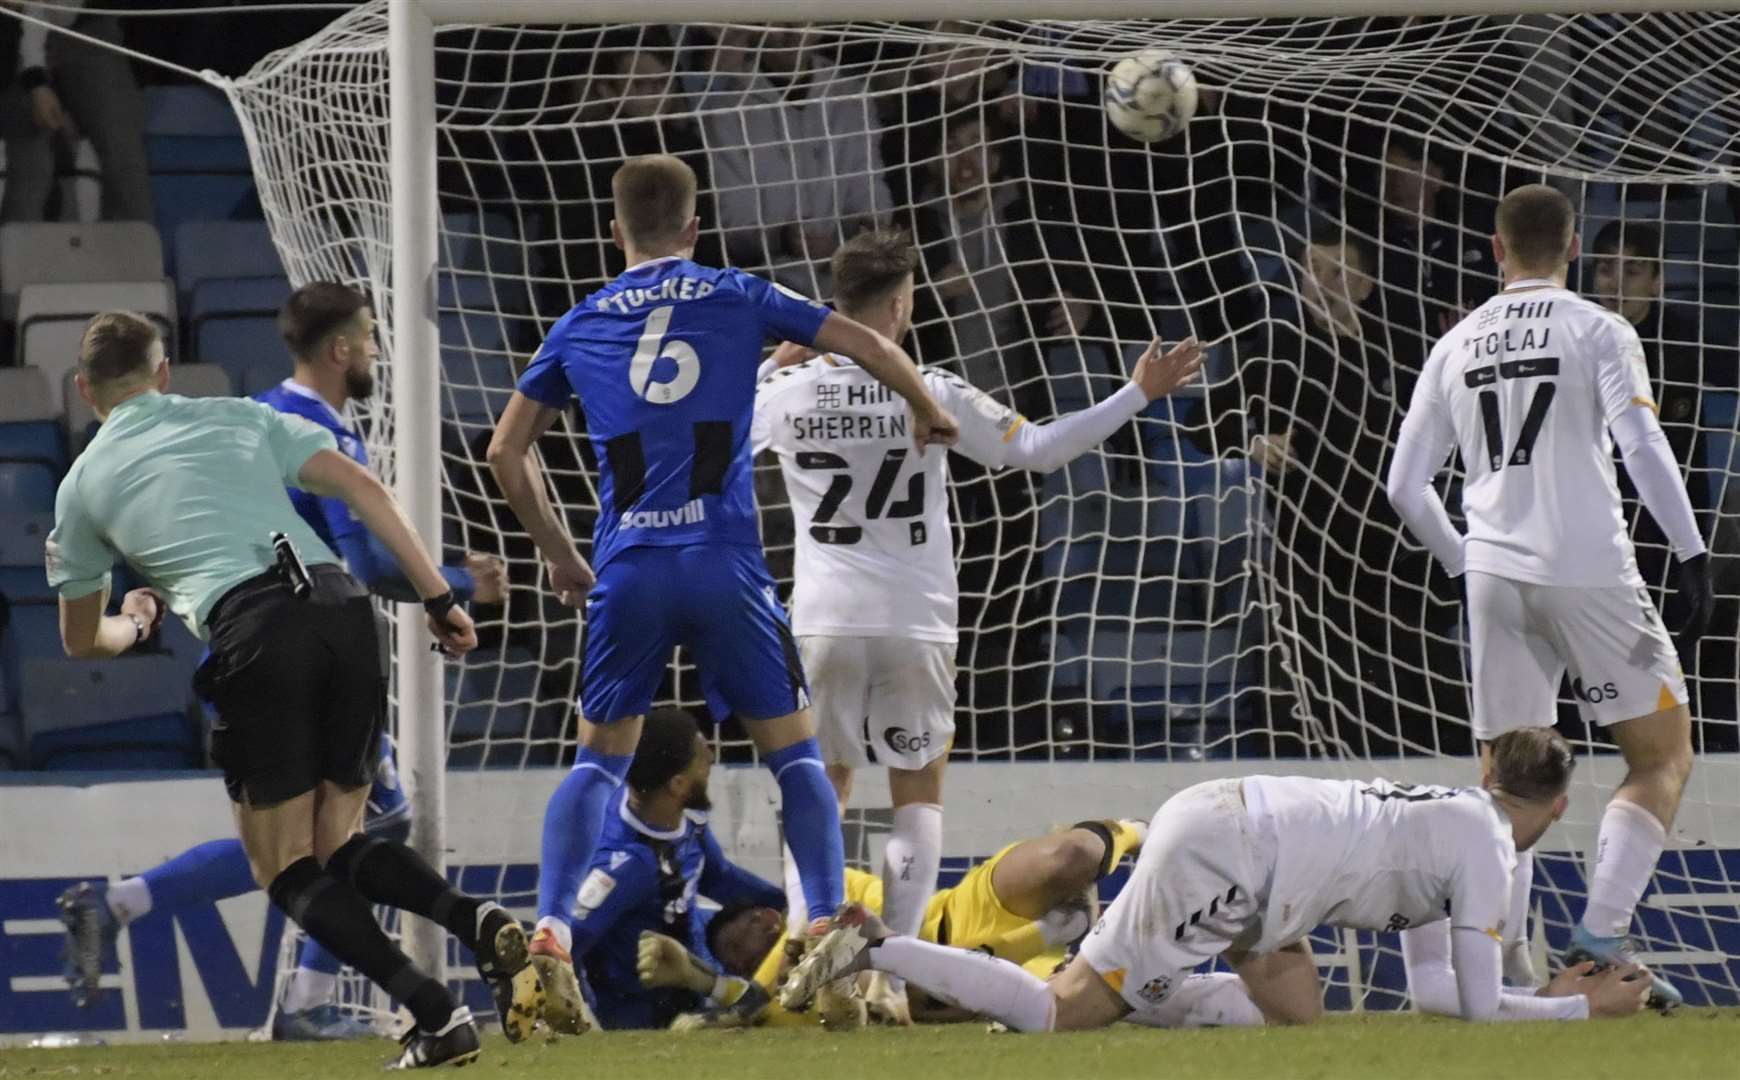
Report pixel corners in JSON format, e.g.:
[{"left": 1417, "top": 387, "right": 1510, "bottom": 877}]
[
  {"left": 784, "top": 729, "right": 1649, "bottom": 1029},
  {"left": 638, "top": 818, "right": 1145, "bottom": 1027}
]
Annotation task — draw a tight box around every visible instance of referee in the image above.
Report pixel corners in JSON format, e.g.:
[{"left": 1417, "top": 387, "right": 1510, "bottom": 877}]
[{"left": 46, "top": 312, "right": 539, "bottom": 1068}]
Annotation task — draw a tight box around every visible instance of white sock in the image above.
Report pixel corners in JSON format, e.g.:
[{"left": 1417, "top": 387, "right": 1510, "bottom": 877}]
[
  {"left": 881, "top": 803, "right": 943, "bottom": 940},
  {"left": 535, "top": 914, "right": 572, "bottom": 954},
  {"left": 1581, "top": 798, "right": 1667, "bottom": 938},
  {"left": 1124, "top": 973, "right": 1264, "bottom": 1029},
  {"left": 869, "top": 937, "right": 1056, "bottom": 1032},
  {"left": 107, "top": 877, "right": 151, "bottom": 925},
  {"left": 281, "top": 967, "right": 339, "bottom": 1014},
  {"left": 782, "top": 843, "right": 808, "bottom": 929},
  {"left": 1503, "top": 850, "right": 1537, "bottom": 986}
]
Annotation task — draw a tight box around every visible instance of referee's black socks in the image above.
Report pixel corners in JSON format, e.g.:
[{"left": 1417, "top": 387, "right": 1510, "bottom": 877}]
[
  {"left": 326, "top": 834, "right": 483, "bottom": 952},
  {"left": 267, "top": 856, "right": 456, "bottom": 1032}
]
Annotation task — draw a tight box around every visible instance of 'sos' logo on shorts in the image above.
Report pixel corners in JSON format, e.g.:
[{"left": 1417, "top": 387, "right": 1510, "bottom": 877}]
[
  {"left": 885, "top": 727, "right": 932, "bottom": 755},
  {"left": 1136, "top": 976, "right": 1172, "bottom": 1004},
  {"left": 629, "top": 305, "right": 700, "bottom": 405},
  {"left": 1570, "top": 677, "right": 1620, "bottom": 704}
]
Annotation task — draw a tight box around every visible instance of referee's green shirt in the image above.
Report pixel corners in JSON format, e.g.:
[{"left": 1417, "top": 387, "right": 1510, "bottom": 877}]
[{"left": 46, "top": 391, "right": 343, "bottom": 639}]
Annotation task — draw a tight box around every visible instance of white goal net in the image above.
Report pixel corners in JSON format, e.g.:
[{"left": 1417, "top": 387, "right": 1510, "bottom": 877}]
[{"left": 223, "top": 3, "right": 1740, "bottom": 1012}]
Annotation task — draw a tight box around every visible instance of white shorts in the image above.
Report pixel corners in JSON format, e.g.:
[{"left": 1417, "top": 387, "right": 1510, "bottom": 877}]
[
  {"left": 1467, "top": 571, "right": 1688, "bottom": 742},
  {"left": 800, "top": 635, "right": 955, "bottom": 771},
  {"left": 1077, "top": 780, "right": 1267, "bottom": 1012}
]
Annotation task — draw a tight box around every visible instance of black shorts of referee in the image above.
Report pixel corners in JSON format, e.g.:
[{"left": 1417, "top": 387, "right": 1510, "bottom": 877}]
[{"left": 195, "top": 563, "right": 384, "bottom": 806}]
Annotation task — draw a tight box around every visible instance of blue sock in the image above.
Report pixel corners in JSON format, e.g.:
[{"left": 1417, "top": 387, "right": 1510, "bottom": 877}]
[
  {"left": 140, "top": 839, "right": 259, "bottom": 913},
  {"left": 297, "top": 937, "right": 343, "bottom": 975},
  {"left": 765, "top": 738, "right": 844, "bottom": 923},
  {"left": 537, "top": 748, "right": 633, "bottom": 924}
]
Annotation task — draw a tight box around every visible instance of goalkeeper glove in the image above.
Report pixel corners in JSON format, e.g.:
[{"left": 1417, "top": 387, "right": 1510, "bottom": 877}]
[{"left": 1673, "top": 552, "right": 1715, "bottom": 657}]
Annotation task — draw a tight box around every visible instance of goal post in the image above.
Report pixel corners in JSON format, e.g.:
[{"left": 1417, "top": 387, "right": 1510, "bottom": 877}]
[{"left": 218, "top": 0, "right": 1740, "bottom": 1013}]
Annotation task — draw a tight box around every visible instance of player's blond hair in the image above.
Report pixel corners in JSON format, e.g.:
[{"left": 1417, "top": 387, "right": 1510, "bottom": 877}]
[
  {"left": 611, "top": 153, "right": 697, "bottom": 249},
  {"left": 79, "top": 311, "right": 162, "bottom": 388},
  {"left": 1497, "top": 184, "right": 1576, "bottom": 271},
  {"left": 1487, "top": 727, "right": 1576, "bottom": 803}
]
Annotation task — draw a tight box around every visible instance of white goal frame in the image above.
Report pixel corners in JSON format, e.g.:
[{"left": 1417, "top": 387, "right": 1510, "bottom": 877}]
[{"left": 384, "top": 0, "right": 1733, "bottom": 982}]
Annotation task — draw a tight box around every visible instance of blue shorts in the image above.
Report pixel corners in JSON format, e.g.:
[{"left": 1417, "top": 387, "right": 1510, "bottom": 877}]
[{"left": 581, "top": 545, "right": 808, "bottom": 723}]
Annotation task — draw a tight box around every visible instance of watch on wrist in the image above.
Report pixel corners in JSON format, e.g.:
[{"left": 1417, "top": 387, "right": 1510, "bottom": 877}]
[{"left": 128, "top": 613, "right": 147, "bottom": 643}]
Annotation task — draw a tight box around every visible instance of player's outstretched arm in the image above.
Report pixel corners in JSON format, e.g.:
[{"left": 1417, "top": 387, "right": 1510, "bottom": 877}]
[
  {"left": 809, "top": 312, "right": 958, "bottom": 451},
  {"left": 296, "top": 448, "right": 477, "bottom": 655},
  {"left": 987, "top": 336, "right": 1203, "bottom": 474},
  {"left": 486, "top": 392, "right": 596, "bottom": 607},
  {"left": 1611, "top": 404, "right": 1714, "bottom": 648}
]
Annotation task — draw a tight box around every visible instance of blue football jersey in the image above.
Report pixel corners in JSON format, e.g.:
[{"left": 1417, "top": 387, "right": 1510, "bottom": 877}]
[
  {"left": 570, "top": 787, "right": 785, "bottom": 1030},
  {"left": 516, "top": 257, "right": 831, "bottom": 570},
  {"left": 253, "top": 380, "right": 368, "bottom": 549}
]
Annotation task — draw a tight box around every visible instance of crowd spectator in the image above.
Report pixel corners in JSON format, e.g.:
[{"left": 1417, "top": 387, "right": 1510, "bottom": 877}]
[
  {"left": 1590, "top": 219, "right": 1739, "bottom": 732},
  {"left": 1186, "top": 230, "right": 1467, "bottom": 755},
  {"left": 1, "top": 0, "right": 152, "bottom": 222},
  {"left": 690, "top": 26, "right": 891, "bottom": 298}
]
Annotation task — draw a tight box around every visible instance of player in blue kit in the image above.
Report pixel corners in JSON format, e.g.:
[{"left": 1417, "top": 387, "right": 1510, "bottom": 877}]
[
  {"left": 566, "top": 708, "right": 784, "bottom": 1030},
  {"left": 58, "top": 284, "right": 507, "bottom": 1041},
  {"left": 487, "top": 153, "right": 959, "bottom": 1031}
]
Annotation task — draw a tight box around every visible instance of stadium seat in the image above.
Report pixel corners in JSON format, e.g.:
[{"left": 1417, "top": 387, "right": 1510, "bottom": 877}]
[
  {"left": 439, "top": 212, "right": 531, "bottom": 312},
  {"left": 446, "top": 648, "right": 559, "bottom": 768},
  {"left": 6, "top": 602, "right": 61, "bottom": 659},
  {"left": 17, "top": 282, "right": 177, "bottom": 411},
  {"left": 197, "top": 316, "right": 280, "bottom": 392},
  {"left": 18, "top": 653, "right": 201, "bottom": 771},
  {"left": 0, "top": 710, "right": 19, "bottom": 770},
  {"left": 143, "top": 85, "right": 248, "bottom": 170},
  {"left": 440, "top": 311, "right": 516, "bottom": 424},
  {"left": 0, "top": 461, "right": 56, "bottom": 513},
  {"left": 174, "top": 222, "right": 284, "bottom": 302},
  {"left": 189, "top": 274, "right": 288, "bottom": 328},
  {"left": 0, "top": 514, "right": 53, "bottom": 604},
  {"left": 242, "top": 364, "right": 289, "bottom": 396},
  {"left": 0, "top": 222, "right": 165, "bottom": 321},
  {"left": 169, "top": 363, "right": 233, "bottom": 399},
  {"left": 0, "top": 367, "right": 65, "bottom": 471}
]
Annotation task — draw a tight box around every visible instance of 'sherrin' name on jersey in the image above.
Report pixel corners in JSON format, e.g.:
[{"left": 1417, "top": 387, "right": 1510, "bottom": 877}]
[
  {"left": 517, "top": 257, "right": 831, "bottom": 571},
  {"left": 1409, "top": 284, "right": 1656, "bottom": 587},
  {"left": 753, "top": 356, "right": 1026, "bottom": 644}
]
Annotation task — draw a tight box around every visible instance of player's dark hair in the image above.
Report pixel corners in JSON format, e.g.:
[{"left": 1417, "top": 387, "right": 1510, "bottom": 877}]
[
  {"left": 1497, "top": 184, "right": 1576, "bottom": 270},
  {"left": 279, "top": 282, "right": 370, "bottom": 359},
  {"left": 626, "top": 707, "right": 703, "bottom": 794},
  {"left": 704, "top": 901, "right": 762, "bottom": 974},
  {"left": 79, "top": 311, "right": 161, "bottom": 386},
  {"left": 1592, "top": 219, "right": 1663, "bottom": 262},
  {"left": 831, "top": 229, "right": 919, "bottom": 316},
  {"left": 1487, "top": 728, "right": 1576, "bottom": 803},
  {"left": 612, "top": 153, "right": 697, "bottom": 249}
]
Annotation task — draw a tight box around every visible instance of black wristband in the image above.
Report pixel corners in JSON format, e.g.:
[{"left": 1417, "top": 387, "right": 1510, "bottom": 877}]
[
  {"left": 423, "top": 589, "right": 459, "bottom": 620},
  {"left": 19, "top": 67, "right": 48, "bottom": 91}
]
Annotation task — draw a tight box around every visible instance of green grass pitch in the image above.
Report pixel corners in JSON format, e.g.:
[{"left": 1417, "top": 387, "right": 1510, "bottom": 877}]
[{"left": 5, "top": 1012, "right": 1738, "bottom": 1080}]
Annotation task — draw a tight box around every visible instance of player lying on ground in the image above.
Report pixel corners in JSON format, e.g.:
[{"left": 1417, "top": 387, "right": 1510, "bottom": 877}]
[
  {"left": 486, "top": 153, "right": 959, "bottom": 1030},
  {"left": 48, "top": 313, "right": 537, "bottom": 1068},
  {"left": 1386, "top": 184, "right": 1711, "bottom": 1008},
  {"left": 752, "top": 229, "right": 1201, "bottom": 1020},
  {"left": 557, "top": 707, "right": 786, "bottom": 1031},
  {"left": 57, "top": 283, "right": 508, "bottom": 1042},
  {"left": 783, "top": 729, "right": 1650, "bottom": 1030},
  {"left": 635, "top": 818, "right": 1146, "bottom": 1029}
]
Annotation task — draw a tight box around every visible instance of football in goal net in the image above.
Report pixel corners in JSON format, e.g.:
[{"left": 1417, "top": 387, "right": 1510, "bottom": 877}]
[{"left": 220, "top": 1, "right": 1740, "bottom": 1015}]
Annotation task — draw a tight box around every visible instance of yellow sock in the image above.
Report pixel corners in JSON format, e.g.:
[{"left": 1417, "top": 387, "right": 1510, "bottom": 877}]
[{"left": 1102, "top": 820, "right": 1142, "bottom": 869}]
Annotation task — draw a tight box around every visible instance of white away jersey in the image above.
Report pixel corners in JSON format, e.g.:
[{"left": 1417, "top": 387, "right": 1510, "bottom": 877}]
[
  {"left": 1243, "top": 776, "right": 1515, "bottom": 953},
  {"left": 1405, "top": 283, "right": 1654, "bottom": 586},
  {"left": 752, "top": 356, "right": 1025, "bottom": 642}
]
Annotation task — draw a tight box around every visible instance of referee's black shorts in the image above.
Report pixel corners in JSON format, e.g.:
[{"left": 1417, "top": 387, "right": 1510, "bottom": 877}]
[{"left": 196, "top": 564, "right": 384, "bottom": 806}]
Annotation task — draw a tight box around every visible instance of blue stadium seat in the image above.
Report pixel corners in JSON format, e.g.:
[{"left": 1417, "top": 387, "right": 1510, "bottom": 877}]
[
  {"left": 151, "top": 177, "right": 260, "bottom": 273},
  {"left": 143, "top": 86, "right": 247, "bottom": 169},
  {"left": 440, "top": 311, "right": 516, "bottom": 424},
  {"left": 0, "top": 462, "right": 56, "bottom": 513},
  {"left": 439, "top": 212, "right": 531, "bottom": 312},
  {"left": 174, "top": 222, "right": 284, "bottom": 302},
  {"left": 197, "top": 316, "right": 281, "bottom": 393},
  {"left": 242, "top": 364, "right": 290, "bottom": 397},
  {"left": 190, "top": 275, "right": 288, "bottom": 327},
  {"left": 0, "top": 421, "right": 63, "bottom": 471},
  {"left": 19, "top": 654, "right": 200, "bottom": 771},
  {"left": 446, "top": 649, "right": 559, "bottom": 768},
  {"left": 0, "top": 710, "right": 20, "bottom": 769},
  {"left": 6, "top": 603, "right": 61, "bottom": 659},
  {"left": 0, "top": 514, "right": 53, "bottom": 603}
]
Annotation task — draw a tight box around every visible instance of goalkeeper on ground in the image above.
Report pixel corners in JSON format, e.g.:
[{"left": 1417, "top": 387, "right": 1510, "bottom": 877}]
[{"left": 637, "top": 818, "right": 1146, "bottom": 1029}]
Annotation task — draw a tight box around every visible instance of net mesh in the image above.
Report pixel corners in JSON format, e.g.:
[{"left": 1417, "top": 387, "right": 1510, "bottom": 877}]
[{"left": 225, "top": 3, "right": 1740, "bottom": 1009}]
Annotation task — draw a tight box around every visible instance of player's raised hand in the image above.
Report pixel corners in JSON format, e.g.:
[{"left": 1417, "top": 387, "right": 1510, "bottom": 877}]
[
  {"left": 1131, "top": 336, "right": 1203, "bottom": 401},
  {"left": 427, "top": 604, "right": 478, "bottom": 657},
  {"left": 464, "top": 553, "right": 508, "bottom": 606},
  {"left": 548, "top": 553, "right": 596, "bottom": 609},
  {"left": 913, "top": 404, "right": 960, "bottom": 453}
]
